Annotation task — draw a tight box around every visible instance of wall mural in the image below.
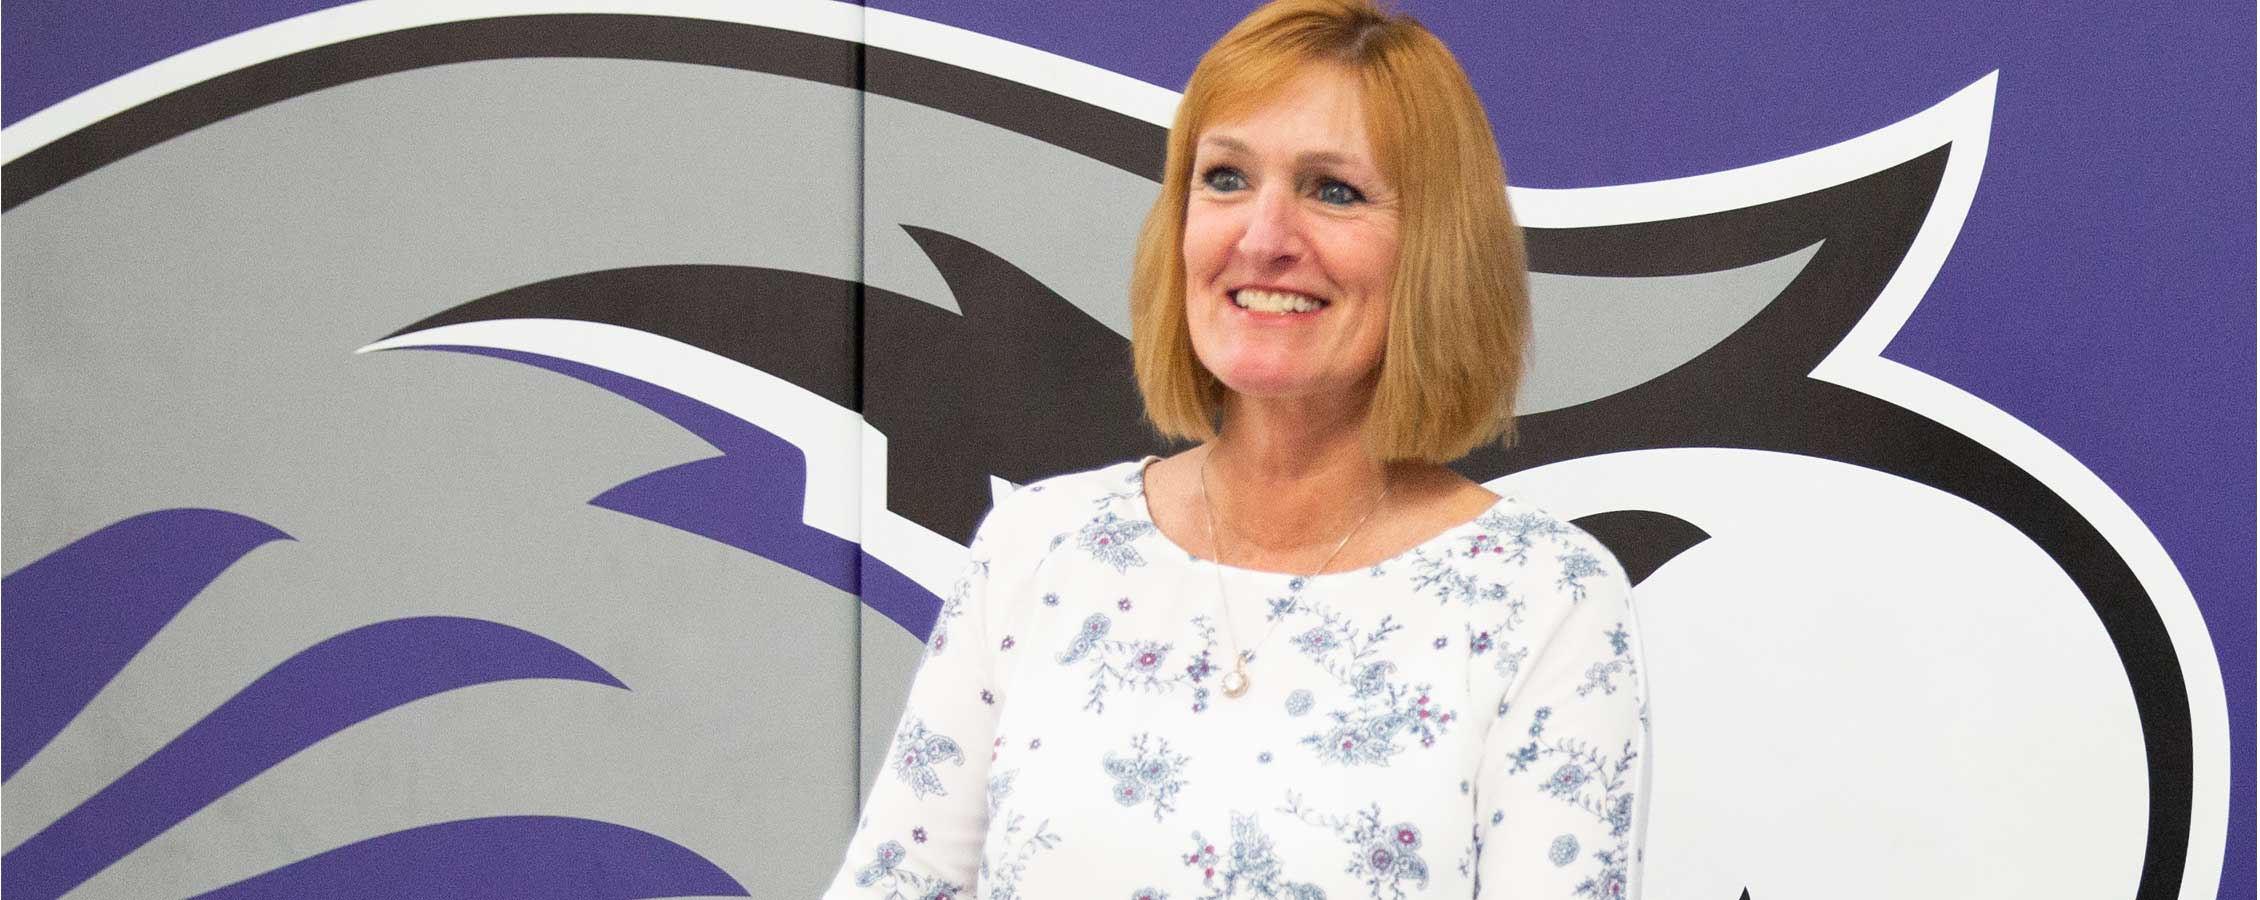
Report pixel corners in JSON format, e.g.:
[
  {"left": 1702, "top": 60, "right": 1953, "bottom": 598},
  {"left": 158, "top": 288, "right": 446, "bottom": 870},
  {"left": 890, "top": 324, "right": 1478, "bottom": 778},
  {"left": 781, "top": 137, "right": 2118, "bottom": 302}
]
[{"left": 1, "top": 2, "right": 2246, "bottom": 899}]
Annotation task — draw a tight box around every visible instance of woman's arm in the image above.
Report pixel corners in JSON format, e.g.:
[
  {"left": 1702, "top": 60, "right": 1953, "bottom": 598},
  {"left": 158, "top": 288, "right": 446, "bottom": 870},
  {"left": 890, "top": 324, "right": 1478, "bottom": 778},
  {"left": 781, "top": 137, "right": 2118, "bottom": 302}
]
[
  {"left": 1473, "top": 537, "right": 1651, "bottom": 898},
  {"left": 822, "top": 518, "right": 1013, "bottom": 898}
]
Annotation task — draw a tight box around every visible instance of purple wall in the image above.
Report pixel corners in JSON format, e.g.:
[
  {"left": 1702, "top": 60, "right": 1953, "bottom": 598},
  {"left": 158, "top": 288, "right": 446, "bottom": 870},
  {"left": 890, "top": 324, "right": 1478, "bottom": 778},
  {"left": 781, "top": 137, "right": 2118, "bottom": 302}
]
[
  {"left": 6, "top": 0, "right": 2249, "bottom": 895},
  {"left": 866, "top": 4, "right": 2255, "bottom": 894}
]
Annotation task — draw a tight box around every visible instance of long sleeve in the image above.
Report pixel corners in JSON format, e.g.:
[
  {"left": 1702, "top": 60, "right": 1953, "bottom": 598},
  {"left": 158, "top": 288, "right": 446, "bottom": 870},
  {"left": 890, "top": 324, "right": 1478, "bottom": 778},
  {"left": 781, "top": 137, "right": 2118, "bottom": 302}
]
[
  {"left": 1472, "top": 539, "right": 1650, "bottom": 898},
  {"left": 822, "top": 518, "right": 1010, "bottom": 899}
]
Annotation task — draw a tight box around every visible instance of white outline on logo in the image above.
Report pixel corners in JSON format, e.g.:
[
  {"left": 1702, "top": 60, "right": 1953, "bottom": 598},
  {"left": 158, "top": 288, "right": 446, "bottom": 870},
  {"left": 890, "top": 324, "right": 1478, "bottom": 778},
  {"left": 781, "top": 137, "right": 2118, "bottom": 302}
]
[{"left": 2, "top": 3, "right": 2226, "bottom": 896}]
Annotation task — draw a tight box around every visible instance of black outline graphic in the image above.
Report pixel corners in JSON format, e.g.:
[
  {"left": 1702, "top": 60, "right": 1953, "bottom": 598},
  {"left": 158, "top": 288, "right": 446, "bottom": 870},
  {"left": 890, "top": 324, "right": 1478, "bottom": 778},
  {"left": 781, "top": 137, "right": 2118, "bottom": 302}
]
[{"left": 3, "top": 13, "right": 2196, "bottom": 898}]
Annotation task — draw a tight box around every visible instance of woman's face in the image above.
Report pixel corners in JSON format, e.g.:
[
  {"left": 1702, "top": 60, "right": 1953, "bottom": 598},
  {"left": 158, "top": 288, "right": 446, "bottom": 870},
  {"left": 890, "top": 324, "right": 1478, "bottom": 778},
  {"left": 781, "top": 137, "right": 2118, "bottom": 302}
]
[{"left": 1183, "top": 66, "right": 1401, "bottom": 411}]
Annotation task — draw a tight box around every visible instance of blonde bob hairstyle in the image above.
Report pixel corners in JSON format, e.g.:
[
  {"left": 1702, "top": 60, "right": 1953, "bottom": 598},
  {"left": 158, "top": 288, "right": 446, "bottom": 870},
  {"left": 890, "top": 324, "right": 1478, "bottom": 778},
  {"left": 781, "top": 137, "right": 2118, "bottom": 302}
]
[{"left": 1129, "top": 0, "right": 1530, "bottom": 463}]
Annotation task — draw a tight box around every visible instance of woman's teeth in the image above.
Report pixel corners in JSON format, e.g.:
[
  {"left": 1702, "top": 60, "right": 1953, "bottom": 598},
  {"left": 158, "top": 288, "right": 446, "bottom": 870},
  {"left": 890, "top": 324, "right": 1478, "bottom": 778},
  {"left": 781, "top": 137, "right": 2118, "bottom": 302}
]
[{"left": 1232, "top": 289, "right": 1325, "bottom": 313}]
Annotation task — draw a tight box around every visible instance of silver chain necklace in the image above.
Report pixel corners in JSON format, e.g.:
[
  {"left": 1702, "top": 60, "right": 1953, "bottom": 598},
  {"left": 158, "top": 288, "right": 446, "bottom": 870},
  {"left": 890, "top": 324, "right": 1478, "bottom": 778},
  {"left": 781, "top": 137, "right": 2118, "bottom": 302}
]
[{"left": 1199, "top": 447, "right": 1392, "bottom": 699}]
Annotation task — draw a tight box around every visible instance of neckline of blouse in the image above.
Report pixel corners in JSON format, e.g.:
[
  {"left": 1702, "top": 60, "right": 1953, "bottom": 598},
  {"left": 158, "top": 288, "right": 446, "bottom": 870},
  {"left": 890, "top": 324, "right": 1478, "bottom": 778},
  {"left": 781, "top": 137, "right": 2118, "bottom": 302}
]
[{"left": 1123, "top": 455, "right": 1520, "bottom": 585}]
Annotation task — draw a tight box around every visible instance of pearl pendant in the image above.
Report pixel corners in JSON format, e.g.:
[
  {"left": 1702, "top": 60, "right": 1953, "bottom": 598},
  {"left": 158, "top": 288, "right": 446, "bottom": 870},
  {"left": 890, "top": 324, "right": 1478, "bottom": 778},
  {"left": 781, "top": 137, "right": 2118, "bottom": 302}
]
[{"left": 1221, "top": 668, "right": 1250, "bottom": 698}]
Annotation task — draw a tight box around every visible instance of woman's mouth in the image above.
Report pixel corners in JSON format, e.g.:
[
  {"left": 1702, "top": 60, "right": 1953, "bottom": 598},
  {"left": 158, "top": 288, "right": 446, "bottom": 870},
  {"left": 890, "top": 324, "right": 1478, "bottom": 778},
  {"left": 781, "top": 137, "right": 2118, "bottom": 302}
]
[{"left": 1230, "top": 289, "right": 1328, "bottom": 314}]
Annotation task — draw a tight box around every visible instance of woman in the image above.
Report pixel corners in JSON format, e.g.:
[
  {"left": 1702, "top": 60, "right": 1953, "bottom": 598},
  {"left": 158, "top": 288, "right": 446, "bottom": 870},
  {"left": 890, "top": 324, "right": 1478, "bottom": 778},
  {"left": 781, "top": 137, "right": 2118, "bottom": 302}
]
[{"left": 826, "top": 1, "right": 1648, "bottom": 897}]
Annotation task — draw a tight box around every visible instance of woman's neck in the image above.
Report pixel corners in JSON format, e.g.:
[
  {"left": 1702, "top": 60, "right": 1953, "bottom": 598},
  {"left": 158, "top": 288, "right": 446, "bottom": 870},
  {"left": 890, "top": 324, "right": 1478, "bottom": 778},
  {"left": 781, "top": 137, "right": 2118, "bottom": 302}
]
[{"left": 1205, "top": 394, "right": 1391, "bottom": 558}]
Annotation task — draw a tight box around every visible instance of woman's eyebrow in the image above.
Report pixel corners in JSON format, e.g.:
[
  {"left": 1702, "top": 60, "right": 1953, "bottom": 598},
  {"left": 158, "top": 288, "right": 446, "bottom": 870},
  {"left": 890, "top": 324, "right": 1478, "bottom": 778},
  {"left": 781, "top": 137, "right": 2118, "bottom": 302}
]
[
  {"left": 1196, "top": 134, "right": 1250, "bottom": 156},
  {"left": 1196, "top": 135, "right": 1363, "bottom": 170}
]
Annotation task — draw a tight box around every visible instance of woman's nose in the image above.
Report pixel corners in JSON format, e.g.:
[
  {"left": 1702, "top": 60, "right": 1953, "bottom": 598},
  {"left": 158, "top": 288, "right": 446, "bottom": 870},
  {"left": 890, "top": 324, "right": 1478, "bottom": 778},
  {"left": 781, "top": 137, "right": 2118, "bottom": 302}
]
[{"left": 1234, "top": 185, "right": 1304, "bottom": 264}]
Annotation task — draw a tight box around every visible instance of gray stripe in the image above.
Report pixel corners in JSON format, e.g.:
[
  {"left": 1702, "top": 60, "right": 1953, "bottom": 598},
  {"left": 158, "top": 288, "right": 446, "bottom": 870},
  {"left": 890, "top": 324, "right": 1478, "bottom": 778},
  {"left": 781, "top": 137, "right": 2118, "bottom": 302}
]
[{"left": 3, "top": 58, "right": 865, "bottom": 895}]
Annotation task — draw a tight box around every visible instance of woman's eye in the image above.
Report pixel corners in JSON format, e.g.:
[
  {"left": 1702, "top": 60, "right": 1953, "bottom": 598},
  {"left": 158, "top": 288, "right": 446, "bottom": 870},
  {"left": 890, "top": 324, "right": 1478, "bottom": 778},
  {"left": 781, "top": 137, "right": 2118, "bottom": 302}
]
[
  {"left": 1315, "top": 179, "right": 1365, "bottom": 206},
  {"left": 1201, "top": 167, "right": 1247, "bottom": 192}
]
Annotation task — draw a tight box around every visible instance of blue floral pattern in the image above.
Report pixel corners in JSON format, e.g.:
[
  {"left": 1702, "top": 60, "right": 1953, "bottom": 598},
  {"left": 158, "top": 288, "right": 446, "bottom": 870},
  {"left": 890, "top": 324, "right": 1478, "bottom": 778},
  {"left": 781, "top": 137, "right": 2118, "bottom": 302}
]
[
  {"left": 853, "top": 840, "right": 967, "bottom": 900},
  {"left": 1060, "top": 612, "right": 1220, "bottom": 714},
  {"left": 1105, "top": 733, "right": 1192, "bottom": 822},
  {"left": 1183, "top": 814, "right": 1328, "bottom": 900},
  {"left": 823, "top": 460, "right": 1649, "bottom": 899},
  {"left": 891, "top": 718, "right": 965, "bottom": 800},
  {"left": 1576, "top": 625, "right": 1639, "bottom": 698},
  {"left": 1548, "top": 834, "right": 1580, "bottom": 867},
  {"left": 1555, "top": 548, "right": 1605, "bottom": 603},
  {"left": 1500, "top": 701, "right": 1642, "bottom": 899},
  {"left": 1078, "top": 511, "right": 1157, "bottom": 573},
  {"left": 977, "top": 811, "right": 1062, "bottom": 900},
  {"left": 1288, "top": 601, "right": 1459, "bottom": 766},
  {"left": 1284, "top": 690, "right": 1314, "bottom": 717},
  {"left": 1282, "top": 793, "right": 1433, "bottom": 900},
  {"left": 927, "top": 560, "right": 985, "bottom": 656},
  {"left": 987, "top": 769, "right": 1016, "bottom": 816}
]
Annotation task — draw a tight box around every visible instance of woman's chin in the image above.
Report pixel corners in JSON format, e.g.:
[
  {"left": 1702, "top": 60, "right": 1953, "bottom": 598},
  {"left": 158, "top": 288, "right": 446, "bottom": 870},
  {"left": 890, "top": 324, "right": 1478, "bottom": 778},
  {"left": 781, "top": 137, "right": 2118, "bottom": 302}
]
[{"left": 1212, "top": 369, "right": 1369, "bottom": 408}]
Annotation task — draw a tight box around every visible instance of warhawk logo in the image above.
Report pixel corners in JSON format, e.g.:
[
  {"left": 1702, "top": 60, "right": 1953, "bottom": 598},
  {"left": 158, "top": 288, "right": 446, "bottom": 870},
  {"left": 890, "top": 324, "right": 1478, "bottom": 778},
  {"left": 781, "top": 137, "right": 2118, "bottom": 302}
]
[{"left": 0, "top": 3, "right": 2226, "bottom": 899}]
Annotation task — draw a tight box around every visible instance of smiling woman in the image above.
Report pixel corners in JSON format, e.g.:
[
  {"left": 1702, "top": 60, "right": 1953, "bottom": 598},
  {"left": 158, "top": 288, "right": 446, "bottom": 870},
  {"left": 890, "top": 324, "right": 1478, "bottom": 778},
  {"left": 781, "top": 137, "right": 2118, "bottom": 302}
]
[
  {"left": 1135, "top": 1, "right": 1529, "bottom": 463},
  {"left": 824, "top": 1, "right": 1648, "bottom": 897},
  {"left": 1179, "top": 68, "right": 1402, "bottom": 409}
]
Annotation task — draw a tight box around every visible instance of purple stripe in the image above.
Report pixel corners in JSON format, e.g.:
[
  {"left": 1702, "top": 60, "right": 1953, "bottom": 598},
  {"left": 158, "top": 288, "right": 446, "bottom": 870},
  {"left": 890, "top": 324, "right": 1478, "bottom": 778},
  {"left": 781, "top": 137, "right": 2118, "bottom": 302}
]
[
  {"left": 189, "top": 815, "right": 746, "bottom": 900},
  {"left": 2, "top": 509, "right": 292, "bottom": 781},
  {"left": 403, "top": 345, "right": 948, "bottom": 638},
  {"left": 0, "top": 616, "right": 626, "bottom": 900},
  {"left": 410, "top": 346, "right": 859, "bottom": 593},
  {"left": 1, "top": 0, "right": 352, "bottom": 126},
  {"left": 860, "top": 552, "right": 943, "bottom": 642},
  {"left": 594, "top": 455, "right": 857, "bottom": 592}
]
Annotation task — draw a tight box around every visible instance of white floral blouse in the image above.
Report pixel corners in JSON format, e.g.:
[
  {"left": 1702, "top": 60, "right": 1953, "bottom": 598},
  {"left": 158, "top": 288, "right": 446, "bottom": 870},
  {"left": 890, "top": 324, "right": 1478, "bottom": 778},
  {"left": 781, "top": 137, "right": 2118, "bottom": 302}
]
[{"left": 823, "top": 459, "right": 1650, "bottom": 900}]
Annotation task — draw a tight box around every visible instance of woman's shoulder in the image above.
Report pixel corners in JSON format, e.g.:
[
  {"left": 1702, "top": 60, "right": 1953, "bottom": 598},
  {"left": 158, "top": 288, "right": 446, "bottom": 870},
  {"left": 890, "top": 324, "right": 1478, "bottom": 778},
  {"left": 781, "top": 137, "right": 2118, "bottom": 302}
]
[
  {"left": 1011, "top": 457, "right": 1153, "bottom": 501},
  {"left": 1461, "top": 493, "right": 1634, "bottom": 607},
  {"left": 972, "top": 458, "right": 1154, "bottom": 546}
]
